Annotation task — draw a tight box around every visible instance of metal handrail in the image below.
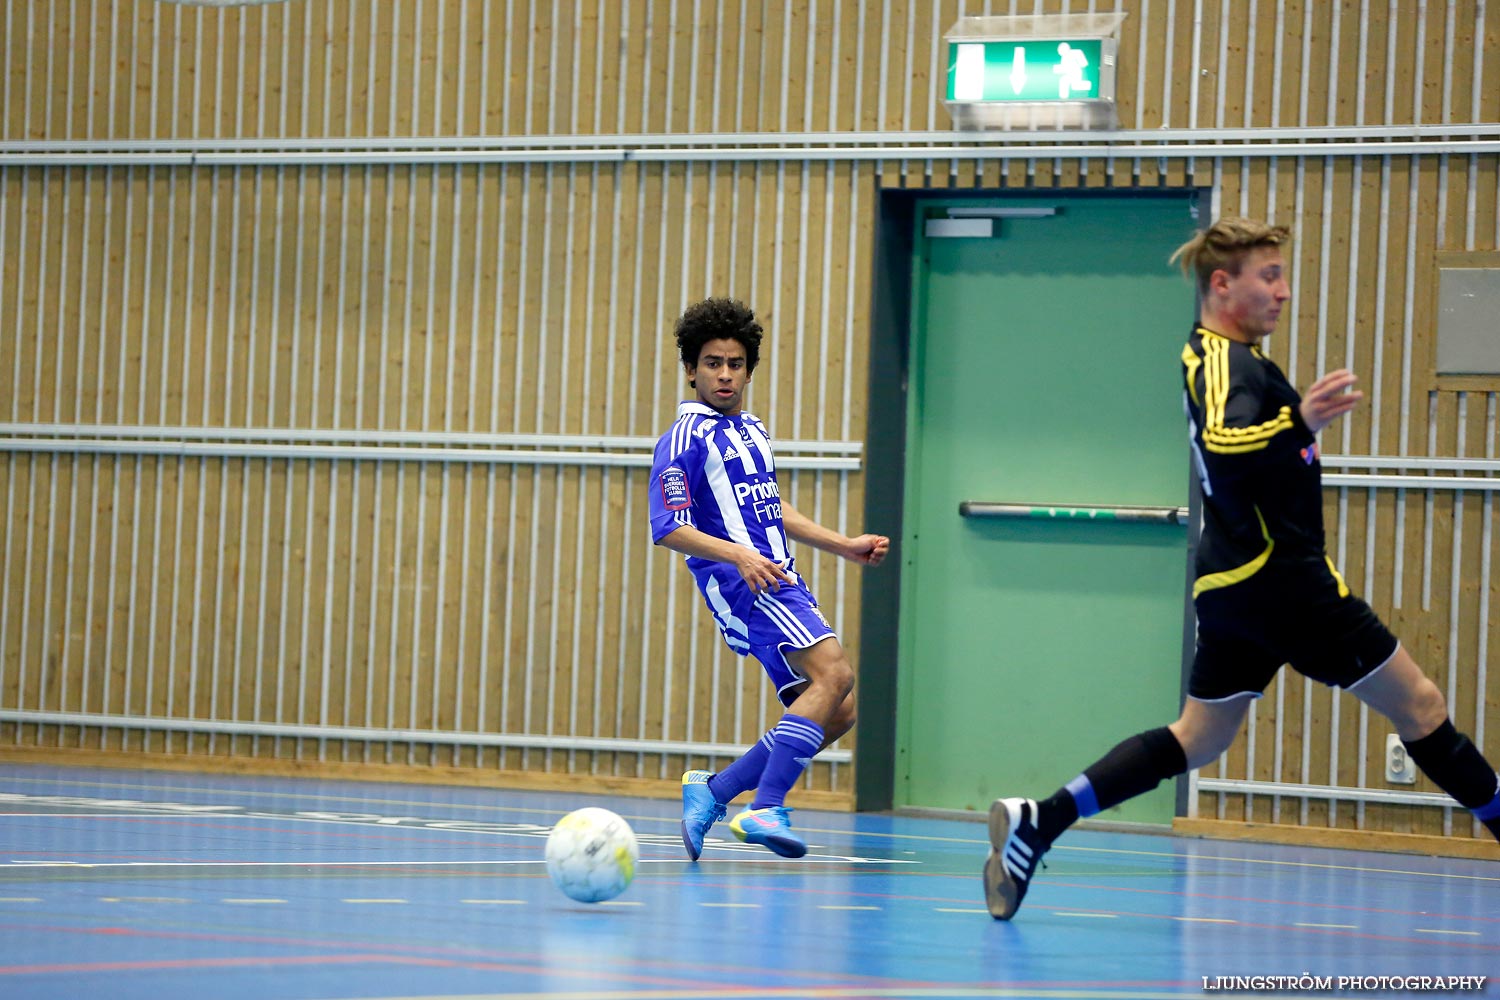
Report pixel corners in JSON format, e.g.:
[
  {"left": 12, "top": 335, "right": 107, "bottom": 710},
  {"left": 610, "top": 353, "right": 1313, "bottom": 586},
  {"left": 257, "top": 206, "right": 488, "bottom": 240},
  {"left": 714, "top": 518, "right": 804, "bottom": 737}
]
[
  {"left": 0, "top": 422, "right": 863, "bottom": 471},
  {"left": 959, "top": 501, "right": 1191, "bottom": 524},
  {"left": 0, "top": 437, "right": 860, "bottom": 471},
  {"left": 0, "top": 709, "right": 852, "bottom": 763}
]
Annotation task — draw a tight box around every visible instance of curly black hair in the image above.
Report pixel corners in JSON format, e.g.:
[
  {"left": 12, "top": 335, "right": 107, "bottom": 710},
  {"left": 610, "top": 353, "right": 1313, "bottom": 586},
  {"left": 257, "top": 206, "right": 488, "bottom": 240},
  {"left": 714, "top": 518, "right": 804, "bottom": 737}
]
[{"left": 674, "top": 298, "right": 763, "bottom": 384}]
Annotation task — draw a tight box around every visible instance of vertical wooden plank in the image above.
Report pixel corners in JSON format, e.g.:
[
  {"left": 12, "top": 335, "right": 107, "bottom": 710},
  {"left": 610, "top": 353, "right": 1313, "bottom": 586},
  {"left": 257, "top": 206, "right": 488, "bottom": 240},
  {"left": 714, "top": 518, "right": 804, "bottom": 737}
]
[
  {"left": 851, "top": 0, "right": 879, "bottom": 133},
  {"left": 1406, "top": 155, "right": 1440, "bottom": 453},
  {"left": 880, "top": 0, "right": 910, "bottom": 132},
  {"left": 1481, "top": 4, "right": 1500, "bottom": 135},
  {"left": 1218, "top": 0, "right": 1249, "bottom": 131},
  {"left": 1133, "top": 0, "right": 1167, "bottom": 185},
  {"left": 1111, "top": 0, "right": 1143, "bottom": 131},
  {"left": 1452, "top": 398, "right": 1489, "bottom": 837},
  {"left": 1275, "top": 0, "right": 1306, "bottom": 128}
]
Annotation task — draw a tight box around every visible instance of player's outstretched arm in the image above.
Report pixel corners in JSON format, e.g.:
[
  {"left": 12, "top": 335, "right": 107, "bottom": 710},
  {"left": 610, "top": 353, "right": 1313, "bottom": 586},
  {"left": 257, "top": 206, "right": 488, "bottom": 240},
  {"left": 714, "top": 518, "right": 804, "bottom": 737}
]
[
  {"left": 781, "top": 502, "right": 890, "bottom": 567},
  {"left": 656, "top": 524, "right": 793, "bottom": 593},
  {"left": 1299, "top": 368, "right": 1364, "bottom": 433}
]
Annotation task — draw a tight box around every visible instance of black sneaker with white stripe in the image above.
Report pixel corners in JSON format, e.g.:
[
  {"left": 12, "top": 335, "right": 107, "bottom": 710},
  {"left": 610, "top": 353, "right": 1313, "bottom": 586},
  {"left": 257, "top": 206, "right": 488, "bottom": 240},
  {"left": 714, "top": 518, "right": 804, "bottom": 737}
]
[{"left": 983, "top": 797, "right": 1048, "bottom": 920}]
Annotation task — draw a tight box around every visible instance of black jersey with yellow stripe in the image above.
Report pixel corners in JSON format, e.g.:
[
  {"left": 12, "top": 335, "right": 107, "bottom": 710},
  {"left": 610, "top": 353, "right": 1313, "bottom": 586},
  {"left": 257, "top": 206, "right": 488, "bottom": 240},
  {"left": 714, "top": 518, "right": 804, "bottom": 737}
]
[{"left": 1182, "top": 327, "right": 1324, "bottom": 596}]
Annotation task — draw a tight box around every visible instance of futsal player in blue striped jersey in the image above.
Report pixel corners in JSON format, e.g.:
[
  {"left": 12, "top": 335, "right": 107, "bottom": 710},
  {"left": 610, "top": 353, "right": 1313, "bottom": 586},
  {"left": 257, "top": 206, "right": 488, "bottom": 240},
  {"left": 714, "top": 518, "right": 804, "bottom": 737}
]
[{"left": 649, "top": 298, "right": 890, "bottom": 859}]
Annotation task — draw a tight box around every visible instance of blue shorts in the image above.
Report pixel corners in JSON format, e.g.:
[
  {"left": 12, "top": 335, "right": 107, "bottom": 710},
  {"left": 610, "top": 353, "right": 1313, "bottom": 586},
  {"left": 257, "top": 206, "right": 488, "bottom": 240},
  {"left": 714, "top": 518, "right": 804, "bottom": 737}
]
[{"left": 698, "top": 570, "right": 837, "bottom": 706}]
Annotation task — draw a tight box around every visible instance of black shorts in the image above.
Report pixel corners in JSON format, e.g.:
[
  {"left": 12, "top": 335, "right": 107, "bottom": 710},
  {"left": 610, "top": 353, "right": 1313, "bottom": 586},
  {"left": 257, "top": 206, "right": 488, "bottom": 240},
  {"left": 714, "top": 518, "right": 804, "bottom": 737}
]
[{"left": 1188, "top": 559, "right": 1400, "bottom": 702}]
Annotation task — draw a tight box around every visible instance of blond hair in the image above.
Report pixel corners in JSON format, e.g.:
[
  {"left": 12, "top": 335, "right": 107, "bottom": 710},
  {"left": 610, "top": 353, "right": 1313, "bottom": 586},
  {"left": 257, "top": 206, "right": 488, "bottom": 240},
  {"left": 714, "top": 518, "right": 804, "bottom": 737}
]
[{"left": 1169, "top": 217, "right": 1291, "bottom": 295}]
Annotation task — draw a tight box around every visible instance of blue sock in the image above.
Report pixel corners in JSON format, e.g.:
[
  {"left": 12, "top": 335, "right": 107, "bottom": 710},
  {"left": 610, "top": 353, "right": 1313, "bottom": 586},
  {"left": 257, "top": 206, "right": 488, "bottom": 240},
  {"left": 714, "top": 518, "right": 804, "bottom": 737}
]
[
  {"left": 750, "top": 714, "right": 824, "bottom": 809},
  {"left": 1065, "top": 773, "right": 1101, "bottom": 818},
  {"left": 1472, "top": 781, "right": 1500, "bottom": 841},
  {"left": 707, "top": 731, "right": 774, "bottom": 804}
]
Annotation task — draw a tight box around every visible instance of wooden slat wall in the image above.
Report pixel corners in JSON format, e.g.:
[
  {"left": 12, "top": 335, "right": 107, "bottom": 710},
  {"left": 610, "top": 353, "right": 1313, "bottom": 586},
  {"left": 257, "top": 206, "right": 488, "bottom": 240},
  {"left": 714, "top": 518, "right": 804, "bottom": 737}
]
[
  {"left": 0, "top": 156, "right": 871, "bottom": 800},
  {"left": 2, "top": 0, "right": 1498, "bottom": 833}
]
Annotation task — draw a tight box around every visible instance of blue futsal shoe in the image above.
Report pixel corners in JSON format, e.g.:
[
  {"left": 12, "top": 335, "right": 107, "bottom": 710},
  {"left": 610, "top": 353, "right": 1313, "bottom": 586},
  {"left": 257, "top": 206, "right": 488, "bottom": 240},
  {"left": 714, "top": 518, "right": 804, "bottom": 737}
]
[
  {"left": 680, "top": 770, "right": 727, "bottom": 861},
  {"left": 729, "top": 804, "right": 807, "bottom": 859}
]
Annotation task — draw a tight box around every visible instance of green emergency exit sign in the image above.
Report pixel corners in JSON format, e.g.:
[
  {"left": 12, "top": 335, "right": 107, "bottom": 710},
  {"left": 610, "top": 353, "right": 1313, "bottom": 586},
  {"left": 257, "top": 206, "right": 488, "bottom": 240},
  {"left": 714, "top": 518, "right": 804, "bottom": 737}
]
[
  {"left": 942, "top": 14, "right": 1124, "bottom": 128},
  {"left": 945, "top": 39, "right": 1105, "bottom": 103}
]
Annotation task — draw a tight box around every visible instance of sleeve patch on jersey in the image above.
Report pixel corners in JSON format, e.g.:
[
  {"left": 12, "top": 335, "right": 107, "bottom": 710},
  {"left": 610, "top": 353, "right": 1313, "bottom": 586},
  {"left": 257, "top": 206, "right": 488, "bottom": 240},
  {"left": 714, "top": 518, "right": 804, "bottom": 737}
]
[{"left": 659, "top": 467, "right": 691, "bottom": 510}]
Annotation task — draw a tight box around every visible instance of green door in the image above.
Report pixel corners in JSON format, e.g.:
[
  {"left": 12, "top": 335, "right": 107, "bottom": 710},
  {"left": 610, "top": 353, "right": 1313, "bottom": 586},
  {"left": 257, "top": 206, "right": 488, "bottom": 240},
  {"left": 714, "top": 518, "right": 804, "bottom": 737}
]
[{"left": 896, "top": 194, "right": 1197, "bottom": 824}]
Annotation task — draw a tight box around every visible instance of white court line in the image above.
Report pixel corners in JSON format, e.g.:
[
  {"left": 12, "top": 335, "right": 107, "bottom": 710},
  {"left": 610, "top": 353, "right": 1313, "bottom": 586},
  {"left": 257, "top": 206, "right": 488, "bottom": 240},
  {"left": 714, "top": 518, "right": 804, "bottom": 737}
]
[
  {"left": 1172, "top": 917, "right": 1237, "bottom": 924},
  {"left": 700, "top": 902, "right": 759, "bottom": 908},
  {"left": 1051, "top": 912, "right": 1118, "bottom": 919},
  {"left": 15, "top": 784, "right": 1488, "bottom": 887},
  {"left": 818, "top": 904, "right": 880, "bottom": 911},
  {"left": 1415, "top": 928, "right": 1481, "bottom": 936},
  {"left": 1295, "top": 921, "right": 1358, "bottom": 929},
  {"left": 10, "top": 802, "right": 1481, "bottom": 884},
  {"left": 933, "top": 907, "right": 989, "bottom": 914},
  {"left": 0, "top": 809, "right": 918, "bottom": 868},
  {"left": 3, "top": 856, "right": 898, "bottom": 869},
  {"left": 222, "top": 898, "right": 287, "bottom": 904},
  {"left": 0, "top": 896, "right": 41, "bottom": 902},
  {"left": 459, "top": 899, "right": 525, "bottom": 905},
  {"left": 343, "top": 898, "right": 407, "bottom": 904},
  {"left": 0, "top": 813, "right": 201, "bottom": 817}
]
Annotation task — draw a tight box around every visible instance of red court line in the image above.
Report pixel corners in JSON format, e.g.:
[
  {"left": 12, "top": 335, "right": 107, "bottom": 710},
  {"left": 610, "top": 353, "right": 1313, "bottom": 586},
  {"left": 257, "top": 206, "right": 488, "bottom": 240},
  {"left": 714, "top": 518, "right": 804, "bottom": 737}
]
[
  {"left": 0, "top": 952, "right": 444, "bottom": 976},
  {"left": 0, "top": 925, "right": 803, "bottom": 991},
  {"left": 1040, "top": 878, "right": 1500, "bottom": 925},
  {"left": 0, "top": 921, "right": 1193, "bottom": 994},
  {"left": 1025, "top": 904, "right": 1500, "bottom": 951}
]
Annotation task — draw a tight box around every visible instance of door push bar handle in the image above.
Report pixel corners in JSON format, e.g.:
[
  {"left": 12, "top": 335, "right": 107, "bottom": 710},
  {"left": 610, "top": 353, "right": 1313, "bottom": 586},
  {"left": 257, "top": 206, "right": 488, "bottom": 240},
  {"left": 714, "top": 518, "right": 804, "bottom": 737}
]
[{"left": 958, "top": 501, "right": 1192, "bottom": 525}]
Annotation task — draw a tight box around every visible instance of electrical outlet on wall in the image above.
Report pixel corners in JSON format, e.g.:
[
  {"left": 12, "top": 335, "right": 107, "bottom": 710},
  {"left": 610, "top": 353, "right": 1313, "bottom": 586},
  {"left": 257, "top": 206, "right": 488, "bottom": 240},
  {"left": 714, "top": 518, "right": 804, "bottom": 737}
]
[{"left": 1385, "top": 733, "right": 1418, "bottom": 784}]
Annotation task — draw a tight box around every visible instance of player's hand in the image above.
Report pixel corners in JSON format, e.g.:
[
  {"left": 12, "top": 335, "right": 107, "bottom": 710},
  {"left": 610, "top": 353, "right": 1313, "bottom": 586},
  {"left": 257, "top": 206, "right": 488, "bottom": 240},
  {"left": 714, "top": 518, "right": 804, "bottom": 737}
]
[
  {"left": 733, "top": 550, "right": 793, "bottom": 594},
  {"left": 1299, "top": 369, "right": 1364, "bottom": 433},
  {"left": 846, "top": 534, "right": 890, "bottom": 567}
]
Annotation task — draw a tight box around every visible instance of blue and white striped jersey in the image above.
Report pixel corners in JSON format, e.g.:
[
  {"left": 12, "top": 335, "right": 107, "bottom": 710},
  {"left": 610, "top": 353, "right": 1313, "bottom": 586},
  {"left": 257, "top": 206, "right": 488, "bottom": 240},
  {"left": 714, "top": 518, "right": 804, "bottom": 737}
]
[{"left": 649, "top": 401, "right": 799, "bottom": 585}]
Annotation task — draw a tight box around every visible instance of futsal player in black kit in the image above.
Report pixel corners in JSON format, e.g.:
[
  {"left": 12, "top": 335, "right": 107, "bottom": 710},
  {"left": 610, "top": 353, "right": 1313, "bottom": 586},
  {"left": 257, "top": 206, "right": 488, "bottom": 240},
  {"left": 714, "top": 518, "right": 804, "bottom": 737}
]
[{"left": 983, "top": 217, "right": 1500, "bottom": 921}]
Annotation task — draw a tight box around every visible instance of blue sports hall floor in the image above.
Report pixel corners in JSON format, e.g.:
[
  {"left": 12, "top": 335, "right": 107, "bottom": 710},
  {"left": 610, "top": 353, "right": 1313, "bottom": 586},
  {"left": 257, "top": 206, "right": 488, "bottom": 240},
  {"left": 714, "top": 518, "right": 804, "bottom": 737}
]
[{"left": 0, "top": 762, "right": 1495, "bottom": 1000}]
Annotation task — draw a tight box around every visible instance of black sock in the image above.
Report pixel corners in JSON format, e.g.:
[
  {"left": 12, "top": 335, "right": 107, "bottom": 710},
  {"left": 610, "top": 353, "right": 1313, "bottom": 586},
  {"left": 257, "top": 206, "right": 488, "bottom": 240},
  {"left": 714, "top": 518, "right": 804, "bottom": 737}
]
[
  {"left": 1036, "top": 727, "right": 1188, "bottom": 845},
  {"left": 1036, "top": 788, "right": 1079, "bottom": 844},
  {"left": 1402, "top": 719, "right": 1500, "bottom": 841}
]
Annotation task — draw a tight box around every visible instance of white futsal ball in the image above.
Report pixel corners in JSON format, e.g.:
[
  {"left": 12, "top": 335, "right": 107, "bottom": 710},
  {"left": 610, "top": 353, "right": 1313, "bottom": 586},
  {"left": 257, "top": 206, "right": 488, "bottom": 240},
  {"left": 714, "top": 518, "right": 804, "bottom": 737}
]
[{"left": 544, "top": 806, "right": 639, "bottom": 903}]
